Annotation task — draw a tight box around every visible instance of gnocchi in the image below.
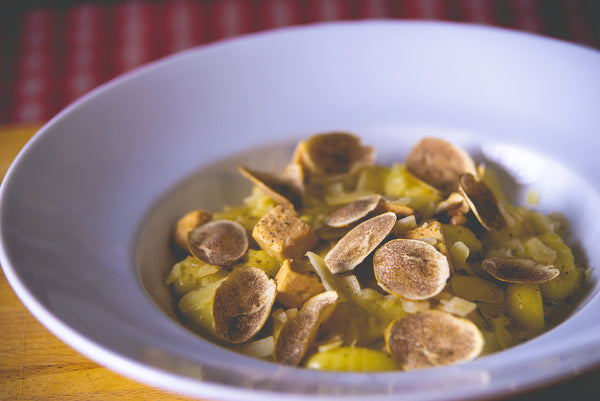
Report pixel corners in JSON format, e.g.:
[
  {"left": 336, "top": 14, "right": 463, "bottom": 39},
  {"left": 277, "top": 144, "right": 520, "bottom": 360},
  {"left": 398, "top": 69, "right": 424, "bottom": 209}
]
[{"left": 166, "top": 133, "right": 588, "bottom": 371}]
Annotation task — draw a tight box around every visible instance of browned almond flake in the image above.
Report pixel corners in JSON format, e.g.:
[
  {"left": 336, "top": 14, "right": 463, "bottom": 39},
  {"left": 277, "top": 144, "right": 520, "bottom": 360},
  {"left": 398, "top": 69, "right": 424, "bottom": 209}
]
[
  {"left": 325, "top": 194, "right": 382, "bottom": 227},
  {"left": 297, "top": 132, "right": 375, "bottom": 178},
  {"left": 274, "top": 291, "right": 339, "bottom": 365},
  {"left": 238, "top": 165, "right": 304, "bottom": 211},
  {"left": 380, "top": 198, "right": 415, "bottom": 218},
  {"left": 405, "top": 137, "right": 478, "bottom": 193},
  {"left": 373, "top": 238, "right": 450, "bottom": 300},
  {"left": 459, "top": 173, "right": 506, "bottom": 232},
  {"left": 212, "top": 266, "right": 276, "bottom": 344},
  {"left": 435, "top": 192, "right": 470, "bottom": 217},
  {"left": 482, "top": 257, "right": 560, "bottom": 284},
  {"left": 385, "top": 310, "right": 484, "bottom": 370},
  {"left": 173, "top": 209, "right": 213, "bottom": 251},
  {"left": 188, "top": 220, "right": 248, "bottom": 266},
  {"left": 324, "top": 212, "right": 397, "bottom": 274}
]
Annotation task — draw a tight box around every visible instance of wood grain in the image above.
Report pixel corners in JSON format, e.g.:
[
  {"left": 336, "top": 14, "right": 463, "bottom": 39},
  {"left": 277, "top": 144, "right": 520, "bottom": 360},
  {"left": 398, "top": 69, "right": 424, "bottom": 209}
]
[
  {"left": 0, "top": 126, "right": 194, "bottom": 401},
  {"left": 0, "top": 125, "right": 599, "bottom": 401}
]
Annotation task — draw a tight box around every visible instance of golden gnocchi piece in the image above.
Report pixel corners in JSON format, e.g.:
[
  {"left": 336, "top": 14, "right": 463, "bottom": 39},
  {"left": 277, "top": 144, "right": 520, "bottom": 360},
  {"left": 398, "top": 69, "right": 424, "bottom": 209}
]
[
  {"left": 167, "top": 132, "right": 587, "bottom": 372},
  {"left": 274, "top": 291, "right": 339, "bottom": 366},
  {"left": 275, "top": 259, "right": 326, "bottom": 309},
  {"left": 385, "top": 310, "right": 484, "bottom": 370},
  {"left": 459, "top": 173, "right": 506, "bottom": 232},
  {"left": 188, "top": 220, "right": 248, "bottom": 266},
  {"left": 405, "top": 137, "right": 478, "bottom": 193},
  {"left": 373, "top": 238, "right": 450, "bottom": 300},
  {"left": 238, "top": 165, "right": 304, "bottom": 211},
  {"left": 324, "top": 212, "right": 397, "bottom": 274},
  {"left": 294, "top": 132, "right": 375, "bottom": 178},
  {"left": 212, "top": 266, "right": 276, "bottom": 344},
  {"left": 305, "top": 346, "right": 400, "bottom": 372},
  {"left": 482, "top": 256, "right": 560, "bottom": 284},
  {"left": 252, "top": 205, "right": 319, "bottom": 261}
]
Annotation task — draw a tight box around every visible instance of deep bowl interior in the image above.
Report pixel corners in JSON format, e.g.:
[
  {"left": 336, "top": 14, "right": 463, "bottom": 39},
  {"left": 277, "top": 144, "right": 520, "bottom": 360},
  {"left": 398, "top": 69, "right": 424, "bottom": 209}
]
[{"left": 2, "top": 21, "right": 600, "bottom": 401}]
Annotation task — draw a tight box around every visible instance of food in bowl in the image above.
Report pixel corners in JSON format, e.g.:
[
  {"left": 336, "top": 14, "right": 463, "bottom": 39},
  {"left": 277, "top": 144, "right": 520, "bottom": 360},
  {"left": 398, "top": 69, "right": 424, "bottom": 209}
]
[{"left": 165, "top": 132, "right": 586, "bottom": 371}]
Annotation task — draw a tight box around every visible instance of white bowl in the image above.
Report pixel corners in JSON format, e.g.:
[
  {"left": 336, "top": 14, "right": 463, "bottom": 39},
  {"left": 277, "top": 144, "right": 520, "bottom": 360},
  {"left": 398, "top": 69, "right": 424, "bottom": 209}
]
[{"left": 1, "top": 20, "right": 600, "bottom": 401}]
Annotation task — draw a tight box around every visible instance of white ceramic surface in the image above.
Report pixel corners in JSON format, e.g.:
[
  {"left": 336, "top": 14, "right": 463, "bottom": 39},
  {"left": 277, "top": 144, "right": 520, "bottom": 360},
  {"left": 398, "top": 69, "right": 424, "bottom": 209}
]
[{"left": 1, "top": 21, "right": 600, "bottom": 401}]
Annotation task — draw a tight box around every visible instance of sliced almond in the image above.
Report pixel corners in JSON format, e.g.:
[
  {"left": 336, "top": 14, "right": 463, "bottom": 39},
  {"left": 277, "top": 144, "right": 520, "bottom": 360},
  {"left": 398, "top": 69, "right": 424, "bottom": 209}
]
[
  {"left": 380, "top": 197, "right": 415, "bottom": 219},
  {"left": 406, "top": 137, "right": 478, "bottom": 193},
  {"left": 238, "top": 165, "right": 304, "bottom": 211},
  {"left": 324, "top": 194, "right": 382, "bottom": 227},
  {"left": 433, "top": 192, "right": 470, "bottom": 216},
  {"left": 188, "top": 220, "right": 249, "bottom": 266},
  {"left": 212, "top": 266, "right": 276, "bottom": 344},
  {"left": 459, "top": 173, "right": 506, "bottom": 232},
  {"left": 373, "top": 238, "right": 450, "bottom": 300},
  {"left": 274, "top": 291, "right": 339, "bottom": 365},
  {"left": 324, "top": 212, "right": 397, "bottom": 274},
  {"left": 296, "top": 132, "right": 375, "bottom": 178},
  {"left": 385, "top": 310, "right": 484, "bottom": 370},
  {"left": 173, "top": 209, "right": 213, "bottom": 251},
  {"left": 482, "top": 257, "right": 560, "bottom": 284}
]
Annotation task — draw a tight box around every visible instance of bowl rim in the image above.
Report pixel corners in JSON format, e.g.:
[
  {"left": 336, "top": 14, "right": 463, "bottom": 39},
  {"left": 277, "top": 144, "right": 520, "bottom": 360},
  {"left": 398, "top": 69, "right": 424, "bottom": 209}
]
[{"left": 2, "top": 19, "right": 600, "bottom": 401}]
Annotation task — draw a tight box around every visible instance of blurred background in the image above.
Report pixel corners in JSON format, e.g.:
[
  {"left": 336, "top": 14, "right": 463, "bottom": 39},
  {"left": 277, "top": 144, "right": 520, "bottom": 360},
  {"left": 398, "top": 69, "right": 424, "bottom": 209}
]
[{"left": 1, "top": 0, "right": 599, "bottom": 125}]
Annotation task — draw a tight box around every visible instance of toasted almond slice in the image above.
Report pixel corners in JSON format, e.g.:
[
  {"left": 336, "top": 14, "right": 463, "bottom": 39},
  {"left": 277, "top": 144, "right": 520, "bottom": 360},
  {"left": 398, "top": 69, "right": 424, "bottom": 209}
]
[
  {"left": 459, "top": 173, "right": 506, "bottom": 232},
  {"left": 406, "top": 137, "right": 478, "bottom": 193},
  {"left": 373, "top": 239, "right": 450, "bottom": 300},
  {"left": 324, "top": 212, "right": 397, "bottom": 274},
  {"left": 188, "top": 220, "right": 248, "bottom": 266},
  {"left": 238, "top": 165, "right": 304, "bottom": 211},
  {"left": 173, "top": 209, "right": 213, "bottom": 251},
  {"left": 482, "top": 257, "right": 560, "bottom": 284},
  {"left": 212, "top": 266, "right": 276, "bottom": 344},
  {"left": 385, "top": 310, "right": 484, "bottom": 370},
  {"left": 274, "top": 291, "right": 339, "bottom": 365},
  {"left": 380, "top": 198, "right": 415, "bottom": 218},
  {"left": 324, "top": 194, "right": 382, "bottom": 227},
  {"left": 435, "top": 192, "right": 469, "bottom": 216},
  {"left": 297, "top": 132, "right": 375, "bottom": 178}
]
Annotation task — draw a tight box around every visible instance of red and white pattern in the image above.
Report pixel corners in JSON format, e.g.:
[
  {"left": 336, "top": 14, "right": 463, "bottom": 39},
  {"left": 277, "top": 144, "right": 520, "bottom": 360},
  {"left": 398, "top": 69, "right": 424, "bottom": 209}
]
[{"left": 1, "top": 0, "right": 599, "bottom": 124}]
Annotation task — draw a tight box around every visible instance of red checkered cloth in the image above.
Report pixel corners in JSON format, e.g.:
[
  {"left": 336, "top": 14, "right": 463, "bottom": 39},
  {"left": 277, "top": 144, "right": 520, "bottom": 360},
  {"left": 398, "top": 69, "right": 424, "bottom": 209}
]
[{"left": 1, "top": 0, "right": 599, "bottom": 124}]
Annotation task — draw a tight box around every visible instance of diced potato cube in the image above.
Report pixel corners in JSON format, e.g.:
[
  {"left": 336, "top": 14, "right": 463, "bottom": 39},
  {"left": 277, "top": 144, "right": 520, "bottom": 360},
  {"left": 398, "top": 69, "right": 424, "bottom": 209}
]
[
  {"left": 166, "top": 256, "right": 224, "bottom": 297},
  {"left": 451, "top": 275, "right": 504, "bottom": 304},
  {"left": 524, "top": 237, "right": 556, "bottom": 264},
  {"left": 178, "top": 277, "right": 227, "bottom": 339},
  {"left": 540, "top": 268, "right": 582, "bottom": 301},
  {"left": 443, "top": 224, "right": 482, "bottom": 254},
  {"left": 252, "top": 205, "right": 319, "bottom": 260},
  {"left": 241, "top": 249, "right": 281, "bottom": 277},
  {"left": 275, "top": 259, "right": 325, "bottom": 308},
  {"left": 439, "top": 296, "right": 477, "bottom": 317},
  {"left": 448, "top": 241, "right": 470, "bottom": 271},
  {"left": 505, "top": 283, "right": 544, "bottom": 330}
]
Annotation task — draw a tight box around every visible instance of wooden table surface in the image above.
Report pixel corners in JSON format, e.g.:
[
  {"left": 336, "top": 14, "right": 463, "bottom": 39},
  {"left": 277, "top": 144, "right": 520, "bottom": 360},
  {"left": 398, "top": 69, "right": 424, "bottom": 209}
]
[{"left": 1, "top": 125, "right": 599, "bottom": 401}]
